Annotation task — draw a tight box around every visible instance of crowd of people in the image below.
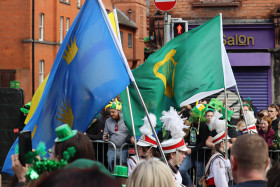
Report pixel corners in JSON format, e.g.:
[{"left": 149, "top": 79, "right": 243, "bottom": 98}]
[{"left": 8, "top": 97, "right": 280, "bottom": 187}]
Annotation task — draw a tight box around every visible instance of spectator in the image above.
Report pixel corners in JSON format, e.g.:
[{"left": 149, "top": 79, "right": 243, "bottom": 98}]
[
  {"left": 11, "top": 124, "right": 95, "bottom": 184},
  {"left": 268, "top": 104, "right": 279, "bottom": 132},
  {"left": 256, "top": 110, "right": 268, "bottom": 130},
  {"left": 205, "top": 109, "right": 214, "bottom": 126},
  {"left": 258, "top": 116, "right": 275, "bottom": 148},
  {"left": 203, "top": 131, "right": 232, "bottom": 187},
  {"left": 53, "top": 124, "right": 95, "bottom": 162},
  {"left": 239, "top": 104, "right": 251, "bottom": 122},
  {"left": 85, "top": 113, "right": 105, "bottom": 141},
  {"left": 126, "top": 159, "right": 175, "bottom": 187},
  {"left": 266, "top": 163, "right": 280, "bottom": 187},
  {"left": 236, "top": 120, "right": 245, "bottom": 136},
  {"left": 161, "top": 107, "right": 191, "bottom": 186},
  {"left": 206, "top": 107, "right": 237, "bottom": 149},
  {"left": 271, "top": 123, "right": 280, "bottom": 150},
  {"left": 180, "top": 104, "right": 209, "bottom": 187},
  {"left": 230, "top": 134, "right": 270, "bottom": 187},
  {"left": 127, "top": 114, "right": 160, "bottom": 176},
  {"left": 103, "top": 99, "right": 132, "bottom": 171}
]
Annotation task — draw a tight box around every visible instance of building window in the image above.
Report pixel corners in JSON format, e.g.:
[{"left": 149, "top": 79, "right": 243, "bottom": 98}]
[
  {"left": 128, "top": 33, "right": 132, "bottom": 48},
  {"left": 39, "top": 60, "right": 44, "bottom": 85},
  {"left": 66, "top": 18, "right": 70, "bottom": 33},
  {"left": 60, "top": 17, "right": 64, "bottom": 43},
  {"left": 120, "top": 31, "right": 123, "bottom": 46},
  {"left": 39, "top": 13, "right": 44, "bottom": 41},
  {"left": 77, "top": 0, "right": 81, "bottom": 8}
]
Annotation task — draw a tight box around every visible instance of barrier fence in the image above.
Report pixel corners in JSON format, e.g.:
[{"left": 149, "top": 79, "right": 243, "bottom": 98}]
[{"left": 91, "top": 140, "right": 280, "bottom": 185}]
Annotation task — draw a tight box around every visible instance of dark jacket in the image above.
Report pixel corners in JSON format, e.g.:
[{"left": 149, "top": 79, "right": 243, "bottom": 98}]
[
  {"left": 186, "top": 122, "right": 209, "bottom": 162},
  {"left": 86, "top": 115, "right": 105, "bottom": 140}
]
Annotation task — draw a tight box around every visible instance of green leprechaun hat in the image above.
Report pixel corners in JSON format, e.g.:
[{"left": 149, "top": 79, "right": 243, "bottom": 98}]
[
  {"left": 20, "top": 102, "right": 31, "bottom": 114},
  {"left": 221, "top": 107, "right": 234, "bottom": 122},
  {"left": 112, "top": 165, "right": 128, "bottom": 178},
  {"left": 105, "top": 98, "right": 122, "bottom": 111},
  {"left": 208, "top": 98, "right": 223, "bottom": 112},
  {"left": 55, "top": 124, "right": 77, "bottom": 143}
]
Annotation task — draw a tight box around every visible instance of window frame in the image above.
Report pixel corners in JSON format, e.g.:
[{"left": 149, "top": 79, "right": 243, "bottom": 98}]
[
  {"left": 120, "top": 31, "right": 123, "bottom": 46},
  {"left": 39, "top": 60, "right": 44, "bottom": 85},
  {"left": 66, "top": 18, "right": 70, "bottom": 33},
  {"left": 128, "top": 33, "right": 132, "bottom": 48},
  {"left": 60, "top": 16, "right": 64, "bottom": 44},
  {"left": 39, "top": 13, "right": 44, "bottom": 41},
  {"left": 77, "top": 0, "right": 81, "bottom": 8}
]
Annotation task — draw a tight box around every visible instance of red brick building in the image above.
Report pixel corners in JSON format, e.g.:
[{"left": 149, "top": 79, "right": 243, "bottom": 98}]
[
  {"left": 148, "top": 0, "right": 280, "bottom": 109},
  {"left": 0, "top": 0, "right": 147, "bottom": 102}
]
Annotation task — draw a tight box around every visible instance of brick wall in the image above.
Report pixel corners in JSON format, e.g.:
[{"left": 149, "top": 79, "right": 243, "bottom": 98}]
[{"left": 149, "top": 0, "right": 279, "bottom": 20}]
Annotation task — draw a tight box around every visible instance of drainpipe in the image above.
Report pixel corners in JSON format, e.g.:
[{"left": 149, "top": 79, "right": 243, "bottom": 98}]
[{"left": 32, "top": 0, "right": 35, "bottom": 95}]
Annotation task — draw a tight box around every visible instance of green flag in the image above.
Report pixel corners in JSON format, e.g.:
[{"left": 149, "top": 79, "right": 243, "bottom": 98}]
[{"left": 121, "top": 14, "right": 236, "bottom": 136}]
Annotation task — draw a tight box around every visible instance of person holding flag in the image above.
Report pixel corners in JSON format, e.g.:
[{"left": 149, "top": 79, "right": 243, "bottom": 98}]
[{"left": 127, "top": 113, "right": 160, "bottom": 176}]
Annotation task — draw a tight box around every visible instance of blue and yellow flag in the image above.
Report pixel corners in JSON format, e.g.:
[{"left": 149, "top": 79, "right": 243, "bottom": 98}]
[{"left": 3, "top": 0, "right": 131, "bottom": 175}]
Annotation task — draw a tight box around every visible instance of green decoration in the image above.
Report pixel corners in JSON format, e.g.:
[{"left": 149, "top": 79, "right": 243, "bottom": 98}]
[
  {"left": 105, "top": 98, "right": 122, "bottom": 111},
  {"left": 144, "top": 37, "right": 149, "bottom": 43},
  {"left": 221, "top": 107, "right": 234, "bottom": 122},
  {"left": 15, "top": 144, "right": 19, "bottom": 154},
  {"left": 20, "top": 102, "right": 31, "bottom": 114},
  {"left": 55, "top": 124, "right": 78, "bottom": 143},
  {"left": 208, "top": 98, "right": 223, "bottom": 111},
  {"left": 25, "top": 142, "right": 76, "bottom": 181}
]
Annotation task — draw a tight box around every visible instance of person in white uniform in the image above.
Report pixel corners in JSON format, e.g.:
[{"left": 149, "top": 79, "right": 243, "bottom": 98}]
[
  {"left": 160, "top": 107, "right": 191, "bottom": 186},
  {"left": 204, "top": 131, "right": 232, "bottom": 187},
  {"left": 127, "top": 113, "right": 160, "bottom": 176}
]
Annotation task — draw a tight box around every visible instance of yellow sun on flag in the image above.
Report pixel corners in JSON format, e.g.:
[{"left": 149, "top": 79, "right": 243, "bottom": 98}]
[{"left": 56, "top": 99, "right": 74, "bottom": 128}]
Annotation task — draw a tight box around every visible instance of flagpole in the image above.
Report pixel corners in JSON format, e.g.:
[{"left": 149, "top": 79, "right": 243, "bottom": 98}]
[
  {"left": 126, "top": 87, "right": 139, "bottom": 162},
  {"left": 235, "top": 85, "right": 250, "bottom": 133},
  {"left": 224, "top": 88, "right": 228, "bottom": 158},
  {"left": 99, "top": 0, "right": 167, "bottom": 166},
  {"left": 131, "top": 81, "right": 169, "bottom": 166},
  {"left": 112, "top": 8, "right": 139, "bottom": 161}
]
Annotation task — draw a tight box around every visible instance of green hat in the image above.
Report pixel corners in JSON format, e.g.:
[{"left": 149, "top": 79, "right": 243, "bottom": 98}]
[
  {"left": 205, "top": 108, "right": 215, "bottom": 113},
  {"left": 55, "top": 124, "right": 77, "bottom": 142},
  {"left": 105, "top": 98, "right": 122, "bottom": 111},
  {"left": 112, "top": 165, "right": 128, "bottom": 178},
  {"left": 65, "top": 159, "right": 112, "bottom": 177},
  {"left": 20, "top": 102, "right": 31, "bottom": 114},
  {"left": 221, "top": 107, "right": 234, "bottom": 122},
  {"left": 192, "top": 104, "right": 206, "bottom": 117},
  {"left": 208, "top": 98, "right": 223, "bottom": 112},
  {"left": 144, "top": 37, "right": 149, "bottom": 43}
]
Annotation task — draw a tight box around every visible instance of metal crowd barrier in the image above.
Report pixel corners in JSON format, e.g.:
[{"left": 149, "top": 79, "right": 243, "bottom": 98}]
[
  {"left": 90, "top": 140, "right": 280, "bottom": 185},
  {"left": 90, "top": 140, "right": 117, "bottom": 170},
  {"left": 120, "top": 143, "right": 129, "bottom": 165}
]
